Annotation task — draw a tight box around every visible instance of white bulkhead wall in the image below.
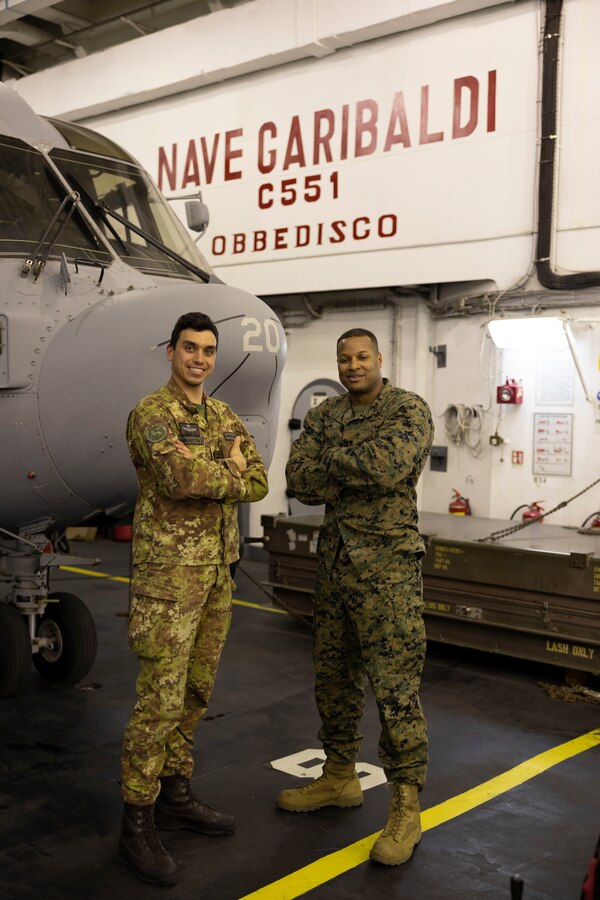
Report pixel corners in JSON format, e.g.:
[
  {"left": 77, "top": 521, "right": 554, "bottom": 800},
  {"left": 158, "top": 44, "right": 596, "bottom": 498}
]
[
  {"left": 424, "top": 310, "right": 600, "bottom": 526},
  {"left": 10, "top": 0, "right": 600, "bottom": 532},
  {"left": 77, "top": 1, "right": 542, "bottom": 297},
  {"left": 273, "top": 304, "right": 600, "bottom": 533}
]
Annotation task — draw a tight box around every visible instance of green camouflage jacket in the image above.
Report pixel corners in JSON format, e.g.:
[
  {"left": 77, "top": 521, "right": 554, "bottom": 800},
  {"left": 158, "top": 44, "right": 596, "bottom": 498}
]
[
  {"left": 128, "top": 378, "right": 268, "bottom": 566},
  {"left": 286, "top": 379, "right": 433, "bottom": 579}
]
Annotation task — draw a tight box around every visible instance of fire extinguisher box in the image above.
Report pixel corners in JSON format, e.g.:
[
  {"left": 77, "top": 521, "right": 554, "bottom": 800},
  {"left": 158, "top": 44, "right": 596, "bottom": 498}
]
[{"left": 497, "top": 379, "right": 523, "bottom": 404}]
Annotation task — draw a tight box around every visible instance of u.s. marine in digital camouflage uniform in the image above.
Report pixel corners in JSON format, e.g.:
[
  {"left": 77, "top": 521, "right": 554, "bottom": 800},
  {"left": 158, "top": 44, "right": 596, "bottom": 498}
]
[
  {"left": 276, "top": 327, "right": 433, "bottom": 868},
  {"left": 119, "top": 312, "right": 268, "bottom": 887}
]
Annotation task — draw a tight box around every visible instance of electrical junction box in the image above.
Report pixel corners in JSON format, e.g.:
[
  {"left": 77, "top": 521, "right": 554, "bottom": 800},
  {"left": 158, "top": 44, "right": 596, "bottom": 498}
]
[
  {"left": 430, "top": 446, "right": 448, "bottom": 472},
  {"left": 497, "top": 379, "right": 523, "bottom": 404}
]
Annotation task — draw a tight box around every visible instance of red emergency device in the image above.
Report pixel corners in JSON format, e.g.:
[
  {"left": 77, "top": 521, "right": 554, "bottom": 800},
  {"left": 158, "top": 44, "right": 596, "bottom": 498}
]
[
  {"left": 449, "top": 489, "right": 471, "bottom": 516},
  {"left": 522, "top": 501, "right": 544, "bottom": 523},
  {"left": 496, "top": 379, "right": 523, "bottom": 404},
  {"left": 581, "top": 512, "right": 600, "bottom": 530}
]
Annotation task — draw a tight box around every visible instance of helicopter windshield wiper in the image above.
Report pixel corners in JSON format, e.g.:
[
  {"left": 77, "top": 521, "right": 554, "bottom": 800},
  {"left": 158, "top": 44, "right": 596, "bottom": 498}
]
[
  {"left": 21, "top": 191, "right": 80, "bottom": 281},
  {"left": 98, "top": 203, "right": 211, "bottom": 283},
  {"left": 62, "top": 172, "right": 129, "bottom": 256}
]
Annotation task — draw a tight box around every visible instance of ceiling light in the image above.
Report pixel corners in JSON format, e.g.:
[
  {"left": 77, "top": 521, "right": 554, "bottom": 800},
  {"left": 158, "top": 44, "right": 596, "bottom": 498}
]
[{"left": 486, "top": 316, "right": 569, "bottom": 349}]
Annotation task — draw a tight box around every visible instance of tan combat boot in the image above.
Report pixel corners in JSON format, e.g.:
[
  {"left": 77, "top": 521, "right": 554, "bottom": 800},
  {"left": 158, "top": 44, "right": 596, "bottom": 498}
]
[
  {"left": 369, "top": 783, "right": 422, "bottom": 866},
  {"left": 276, "top": 760, "right": 363, "bottom": 812}
]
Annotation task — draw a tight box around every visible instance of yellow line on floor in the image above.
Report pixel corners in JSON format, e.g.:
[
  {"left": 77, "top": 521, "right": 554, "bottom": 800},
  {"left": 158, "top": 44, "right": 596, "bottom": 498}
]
[
  {"left": 59, "top": 565, "right": 131, "bottom": 584},
  {"left": 233, "top": 598, "right": 287, "bottom": 614},
  {"left": 239, "top": 727, "right": 600, "bottom": 900},
  {"left": 58, "top": 565, "right": 285, "bottom": 614}
]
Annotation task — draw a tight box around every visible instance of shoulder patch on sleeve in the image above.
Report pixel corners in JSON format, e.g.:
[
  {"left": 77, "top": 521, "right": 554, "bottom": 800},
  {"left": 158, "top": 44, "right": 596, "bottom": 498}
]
[{"left": 144, "top": 423, "right": 168, "bottom": 443}]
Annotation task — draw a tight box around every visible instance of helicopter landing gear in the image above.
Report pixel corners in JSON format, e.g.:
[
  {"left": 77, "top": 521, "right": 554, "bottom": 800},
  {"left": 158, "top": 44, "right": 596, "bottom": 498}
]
[
  {"left": 33, "top": 592, "right": 97, "bottom": 684},
  {"left": 0, "top": 524, "right": 100, "bottom": 697}
]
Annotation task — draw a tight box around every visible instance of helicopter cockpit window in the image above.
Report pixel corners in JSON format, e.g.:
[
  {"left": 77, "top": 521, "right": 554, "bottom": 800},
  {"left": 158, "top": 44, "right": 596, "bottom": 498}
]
[
  {"left": 50, "top": 147, "right": 213, "bottom": 280},
  {"left": 0, "top": 136, "right": 111, "bottom": 265}
]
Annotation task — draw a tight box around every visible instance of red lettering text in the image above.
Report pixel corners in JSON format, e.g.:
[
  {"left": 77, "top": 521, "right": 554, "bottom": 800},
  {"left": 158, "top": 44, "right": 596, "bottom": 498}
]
[
  {"left": 281, "top": 178, "right": 297, "bottom": 205},
  {"left": 258, "top": 183, "right": 273, "bottom": 209},
  {"left": 253, "top": 231, "right": 267, "bottom": 251},
  {"left": 224, "top": 129, "right": 243, "bottom": 181},
  {"left": 487, "top": 69, "right": 497, "bottom": 132},
  {"left": 283, "top": 116, "right": 306, "bottom": 170},
  {"left": 313, "top": 109, "right": 335, "bottom": 165},
  {"left": 258, "top": 122, "right": 277, "bottom": 174},
  {"left": 212, "top": 235, "right": 226, "bottom": 255},
  {"left": 378, "top": 214, "right": 397, "bottom": 237},
  {"left": 200, "top": 134, "right": 220, "bottom": 183},
  {"left": 384, "top": 92, "right": 411, "bottom": 150},
  {"left": 340, "top": 104, "right": 349, "bottom": 160},
  {"left": 355, "top": 100, "right": 378, "bottom": 157},
  {"left": 419, "top": 85, "right": 444, "bottom": 144},
  {"left": 353, "top": 217, "right": 370, "bottom": 239},
  {"left": 182, "top": 139, "right": 200, "bottom": 188},
  {"left": 274, "top": 227, "right": 288, "bottom": 249},
  {"left": 157, "top": 144, "right": 177, "bottom": 192},
  {"left": 296, "top": 224, "right": 310, "bottom": 247},
  {"left": 452, "top": 76, "right": 479, "bottom": 139},
  {"left": 233, "top": 232, "right": 246, "bottom": 253},
  {"left": 330, "top": 220, "right": 346, "bottom": 243}
]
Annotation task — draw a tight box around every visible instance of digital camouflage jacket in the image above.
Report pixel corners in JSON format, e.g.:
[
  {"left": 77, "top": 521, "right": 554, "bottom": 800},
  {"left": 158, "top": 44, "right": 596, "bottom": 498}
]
[
  {"left": 286, "top": 379, "right": 433, "bottom": 579},
  {"left": 128, "top": 378, "right": 268, "bottom": 567}
]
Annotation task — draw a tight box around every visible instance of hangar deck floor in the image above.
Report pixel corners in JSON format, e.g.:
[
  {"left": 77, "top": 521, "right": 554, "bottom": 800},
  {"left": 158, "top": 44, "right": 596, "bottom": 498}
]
[{"left": 0, "top": 538, "right": 598, "bottom": 900}]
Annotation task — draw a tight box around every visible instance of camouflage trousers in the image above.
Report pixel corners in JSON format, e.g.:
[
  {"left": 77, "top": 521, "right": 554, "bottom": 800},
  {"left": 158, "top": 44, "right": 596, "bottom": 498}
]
[
  {"left": 314, "top": 542, "right": 428, "bottom": 787},
  {"left": 121, "top": 563, "right": 233, "bottom": 805}
]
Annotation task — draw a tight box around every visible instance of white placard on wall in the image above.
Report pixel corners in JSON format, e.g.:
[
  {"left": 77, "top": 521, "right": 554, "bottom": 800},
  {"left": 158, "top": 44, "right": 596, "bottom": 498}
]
[{"left": 532, "top": 413, "right": 573, "bottom": 476}]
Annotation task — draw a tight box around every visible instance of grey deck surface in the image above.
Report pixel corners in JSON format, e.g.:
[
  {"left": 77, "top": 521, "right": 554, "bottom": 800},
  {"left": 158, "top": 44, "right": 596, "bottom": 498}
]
[{"left": 0, "top": 537, "right": 598, "bottom": 899}]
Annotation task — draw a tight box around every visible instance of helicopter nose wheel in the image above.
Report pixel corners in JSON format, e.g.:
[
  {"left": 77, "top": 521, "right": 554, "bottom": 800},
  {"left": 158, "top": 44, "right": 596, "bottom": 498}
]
[{"left": 33, "top": 592, "right": 97, "bottom": 685}]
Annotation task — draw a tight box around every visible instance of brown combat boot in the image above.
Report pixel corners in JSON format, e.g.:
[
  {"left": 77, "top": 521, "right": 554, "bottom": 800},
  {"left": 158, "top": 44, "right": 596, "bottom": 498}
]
[
  {"left": 276, "top": 759, "right": 363, "bottom": 812},
  {"left": 118, "top": 803, "right": 177, "bottom": 886},
  {"left": 155, "top": 774, "right": 236, "bottom": 835},
  {"left": 369, "top": 783, "right": 422, "bottom": 865}
]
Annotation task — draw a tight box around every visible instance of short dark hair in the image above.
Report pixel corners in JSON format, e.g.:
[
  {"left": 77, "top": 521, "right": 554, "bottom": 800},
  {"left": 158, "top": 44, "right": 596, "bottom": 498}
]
[
  {"left": 169, "top": 312, "right": 219, "bottom": 349},
  {"left": 337, "top": 328, "right": 379, "bottom": 352}
]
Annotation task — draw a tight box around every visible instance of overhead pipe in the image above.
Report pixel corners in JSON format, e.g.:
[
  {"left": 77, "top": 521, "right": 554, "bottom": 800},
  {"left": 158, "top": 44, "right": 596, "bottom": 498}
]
[{"left": 536, "top": 0, "right": 600, "bottom": 290}]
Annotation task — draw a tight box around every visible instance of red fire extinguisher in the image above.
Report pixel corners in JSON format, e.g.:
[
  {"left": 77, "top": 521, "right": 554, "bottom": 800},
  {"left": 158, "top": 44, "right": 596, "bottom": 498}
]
[
  {"left": 581, "top": 511, "right": 600, "bottom": 530},
  {"left": 449, "top": 489, "right": 471, "bottom": 516},
  {"left": 510, "top": 501, "right": 544, "bottom": 522},
  {"left": 522, "top": 501, "right": 544, "bottom": 523}
]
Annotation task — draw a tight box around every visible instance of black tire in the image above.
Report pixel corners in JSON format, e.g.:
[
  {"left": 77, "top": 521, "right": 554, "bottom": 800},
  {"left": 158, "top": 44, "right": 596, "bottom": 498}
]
[
  {"left": 33, "top": 592, "right": 97, "bottom": 684},
  {"left": 0, "top": 602, "right": 31, "bottom": 698}
]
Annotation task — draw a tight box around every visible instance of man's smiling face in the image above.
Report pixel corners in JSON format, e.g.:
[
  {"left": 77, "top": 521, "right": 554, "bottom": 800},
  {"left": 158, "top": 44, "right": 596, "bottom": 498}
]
[
  {"left": 167, "top": 328, "right": 217, "bottom": 396},
  {"left": 337, "top": 335, "right": 383, "bottom": 405}
]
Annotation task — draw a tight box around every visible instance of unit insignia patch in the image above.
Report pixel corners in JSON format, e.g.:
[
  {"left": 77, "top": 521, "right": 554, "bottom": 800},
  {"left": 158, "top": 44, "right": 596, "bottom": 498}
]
[{"left": 145, "top": 423, "right": 168, "bottom": 443}]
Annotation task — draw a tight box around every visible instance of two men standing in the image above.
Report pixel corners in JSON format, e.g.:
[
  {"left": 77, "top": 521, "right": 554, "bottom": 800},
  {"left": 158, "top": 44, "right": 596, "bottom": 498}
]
[{"left": 120, "top": 315, "right": 432, "bottom": 883}]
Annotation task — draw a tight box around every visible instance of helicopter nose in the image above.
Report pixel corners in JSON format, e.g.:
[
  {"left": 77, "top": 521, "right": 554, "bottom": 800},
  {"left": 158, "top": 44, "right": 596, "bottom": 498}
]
[{"left": 37, "top": 281, "right": 285, "bottom": 522}]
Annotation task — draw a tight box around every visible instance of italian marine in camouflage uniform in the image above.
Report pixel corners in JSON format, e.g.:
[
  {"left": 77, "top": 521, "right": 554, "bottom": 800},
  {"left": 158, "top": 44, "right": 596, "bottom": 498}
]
[
  {"left": 119, "top": 312, "right": 268, "bottom": 887},
  {"left": 277, "top": 328, "right": 433, "bottom": 868}
]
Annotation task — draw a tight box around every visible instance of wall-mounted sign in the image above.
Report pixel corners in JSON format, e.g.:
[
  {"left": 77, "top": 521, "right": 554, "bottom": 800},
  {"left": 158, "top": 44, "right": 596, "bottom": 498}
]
[{"left": 532, "top": 413, "right": 573, "bottom": 476}]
